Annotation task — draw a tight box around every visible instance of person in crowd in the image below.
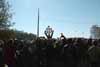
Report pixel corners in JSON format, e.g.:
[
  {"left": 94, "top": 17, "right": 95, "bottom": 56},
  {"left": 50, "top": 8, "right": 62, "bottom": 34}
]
[
  {"left": 75, "top": 38, "right": 89, "bottom": 67},
  {"left": 63, "top": 38, "right": 75, "bottom": 67},
  {"left": 0, "top": 40, "right": 4, "bottom": 67},
  {"left": 4, "top": 39, "right": 16, "bottom": 67},
  {"left": 88, "top": 39, "right": 100, "bottom": 67},
  {"left": 1, "top": 36, "right": 100, "bottom": 67},
  {"left": 15, "top": 40, "right": 24, "bottom": 67},
  {"left": 60, "top": 33, "right": 67, "bottom": 45}
]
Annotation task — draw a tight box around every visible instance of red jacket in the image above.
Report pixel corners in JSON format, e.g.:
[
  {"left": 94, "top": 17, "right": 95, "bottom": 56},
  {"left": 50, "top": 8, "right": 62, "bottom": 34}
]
[{"left": 4, "top": 46, "right": 16, "bottom": 65}]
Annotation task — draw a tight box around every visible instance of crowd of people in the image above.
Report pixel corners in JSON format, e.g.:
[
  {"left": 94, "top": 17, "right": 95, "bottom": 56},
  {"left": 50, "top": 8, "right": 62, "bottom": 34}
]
[{"left": 0, "top": 35, "right": 100, "bottom": 67}]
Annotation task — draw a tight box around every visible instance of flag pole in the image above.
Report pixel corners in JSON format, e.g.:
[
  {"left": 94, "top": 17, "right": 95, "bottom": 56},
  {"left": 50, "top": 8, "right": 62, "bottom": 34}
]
[{"left": 37, "top": 8, "right": 39, "bottom": 38}]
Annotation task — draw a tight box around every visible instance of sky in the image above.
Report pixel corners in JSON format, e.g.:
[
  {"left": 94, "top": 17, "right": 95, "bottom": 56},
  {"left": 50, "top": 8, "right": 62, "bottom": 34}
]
[{"left": 9, "top": 0, "right": 100, "bottom": 38}]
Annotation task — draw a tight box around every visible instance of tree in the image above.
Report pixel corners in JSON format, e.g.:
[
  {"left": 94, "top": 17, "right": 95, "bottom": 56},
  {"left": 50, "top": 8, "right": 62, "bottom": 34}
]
[
  {"left": 0, "top": 0, "right": 15, "bottom": 40},
  {"left": 0, "top": 0, "right": 13, "bottom": 28},
  {"left": 14, "top": 30, "right": 36, "bottom": 40},
  {"left": 0, "top": 29, "right": 15, "bottom": 40}
]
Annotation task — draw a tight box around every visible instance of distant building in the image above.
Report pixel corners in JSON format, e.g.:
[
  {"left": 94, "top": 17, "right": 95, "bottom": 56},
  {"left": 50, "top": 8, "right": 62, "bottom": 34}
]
[{"left": 90, "top": 25, "right": 100, "bottom": 39}]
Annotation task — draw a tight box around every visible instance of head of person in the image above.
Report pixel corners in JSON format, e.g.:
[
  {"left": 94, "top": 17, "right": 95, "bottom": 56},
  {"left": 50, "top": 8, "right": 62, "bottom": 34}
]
[
  {"left": 48, "top": 26, "right": 50, "bottom": 28},
  {"left": 93, "top": 39, "right": 98, "bottom": 46},
  {"left": 67, "top": 38, "right": 73, "bottom": 45},
  {"left": 87, "top": 38, "right": 93, "bottom": 46},
  {"left": 7, "top": 39, "right": 14, "bottom": 47},
  {"left": 0, "top": 40, "right": 4, "bottom": 47},
  {"left": 74, "top": 38, "right": 84, "bottom": 46}
]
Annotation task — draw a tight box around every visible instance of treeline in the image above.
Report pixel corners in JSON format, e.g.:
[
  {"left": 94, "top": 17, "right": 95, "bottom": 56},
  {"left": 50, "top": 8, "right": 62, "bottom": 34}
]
[
  {"left": 0, "top": 29, "right": 36, "bottom": 40},
  {"left": 14, "top": 30, "right": 36, "bottom": 40}
]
